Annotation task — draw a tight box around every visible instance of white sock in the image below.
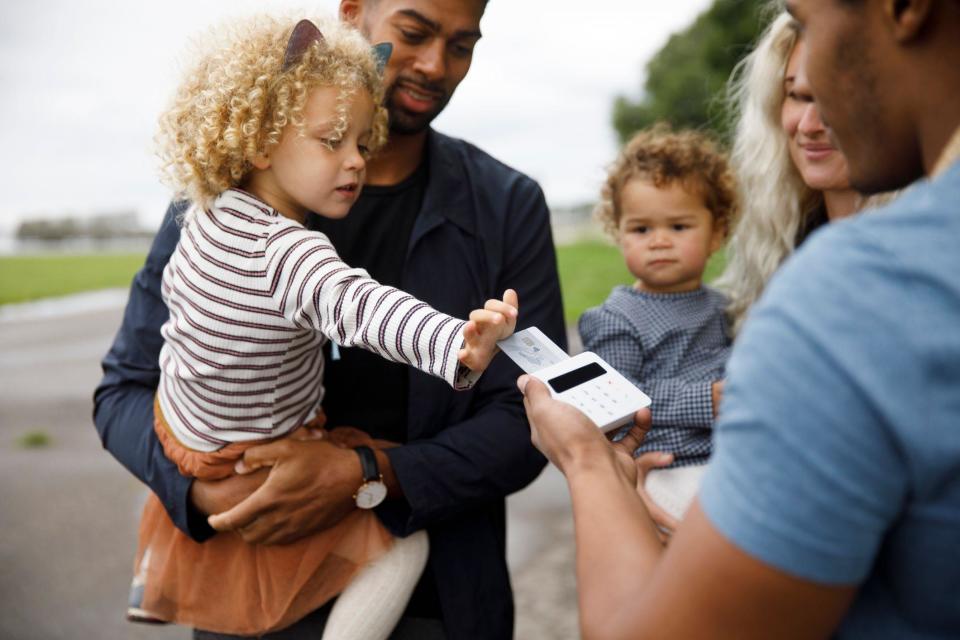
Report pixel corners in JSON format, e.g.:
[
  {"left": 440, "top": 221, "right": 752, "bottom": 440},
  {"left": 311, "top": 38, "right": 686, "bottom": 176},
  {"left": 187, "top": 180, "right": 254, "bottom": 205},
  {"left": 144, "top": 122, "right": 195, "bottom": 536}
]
[{"left": 321, "top": 530, "right": 430, "bottom": 640}]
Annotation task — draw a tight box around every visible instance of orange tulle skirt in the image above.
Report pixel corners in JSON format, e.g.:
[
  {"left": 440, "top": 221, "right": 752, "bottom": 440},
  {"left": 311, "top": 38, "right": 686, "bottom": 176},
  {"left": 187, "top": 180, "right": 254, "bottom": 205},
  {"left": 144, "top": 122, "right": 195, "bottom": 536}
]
[{"left": 133, "top": 398, "right": 393, "bottom": 635}]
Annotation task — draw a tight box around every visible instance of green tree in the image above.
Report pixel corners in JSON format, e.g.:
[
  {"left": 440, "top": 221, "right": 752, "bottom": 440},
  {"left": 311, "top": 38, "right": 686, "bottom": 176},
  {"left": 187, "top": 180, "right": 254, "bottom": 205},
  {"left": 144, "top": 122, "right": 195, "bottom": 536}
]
[{"left": 613, "top": 0, "right": 767, "bottom": 143}]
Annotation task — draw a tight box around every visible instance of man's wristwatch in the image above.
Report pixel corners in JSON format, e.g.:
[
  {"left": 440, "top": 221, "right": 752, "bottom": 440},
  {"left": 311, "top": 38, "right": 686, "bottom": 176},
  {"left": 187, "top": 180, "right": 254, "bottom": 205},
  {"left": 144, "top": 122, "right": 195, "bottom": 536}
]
[{"left": 353, "top": 445, "right": 388, "bottom": 509}]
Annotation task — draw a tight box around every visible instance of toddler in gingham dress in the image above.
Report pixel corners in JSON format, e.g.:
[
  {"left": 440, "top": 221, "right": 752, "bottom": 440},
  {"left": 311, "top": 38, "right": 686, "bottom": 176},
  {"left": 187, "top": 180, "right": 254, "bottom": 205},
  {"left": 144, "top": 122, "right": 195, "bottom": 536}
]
[{"left": 579, "top": 126, "right": 737, "bottom": 519}]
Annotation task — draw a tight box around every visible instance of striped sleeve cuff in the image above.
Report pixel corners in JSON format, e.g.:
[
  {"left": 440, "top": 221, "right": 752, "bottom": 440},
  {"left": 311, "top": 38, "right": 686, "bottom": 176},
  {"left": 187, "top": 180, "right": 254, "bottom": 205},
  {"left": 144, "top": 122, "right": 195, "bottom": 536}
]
[
  {"left": 454, "top": 361, "right": 482, "bottom": 390},
  {"left": 440, "top": 321, "right": 479, "bottom": 391}
]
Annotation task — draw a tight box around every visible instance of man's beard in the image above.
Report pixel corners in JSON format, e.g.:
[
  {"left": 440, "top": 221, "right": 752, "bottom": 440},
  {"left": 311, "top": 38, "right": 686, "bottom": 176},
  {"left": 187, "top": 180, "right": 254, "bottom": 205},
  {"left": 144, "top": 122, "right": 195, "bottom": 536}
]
[{"left": 384, "top": 75, "right": 450, "bottom": 135}]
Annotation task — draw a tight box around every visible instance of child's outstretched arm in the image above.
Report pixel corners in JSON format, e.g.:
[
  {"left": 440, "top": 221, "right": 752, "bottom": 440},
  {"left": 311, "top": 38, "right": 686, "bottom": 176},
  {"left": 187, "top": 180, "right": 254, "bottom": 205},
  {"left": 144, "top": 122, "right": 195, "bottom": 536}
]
[
  {"left": 269, "top": 231, "right": 518, "bottom": 390},
  {"left": 459, "top": 289, "right": 519, "bottom": 373}
]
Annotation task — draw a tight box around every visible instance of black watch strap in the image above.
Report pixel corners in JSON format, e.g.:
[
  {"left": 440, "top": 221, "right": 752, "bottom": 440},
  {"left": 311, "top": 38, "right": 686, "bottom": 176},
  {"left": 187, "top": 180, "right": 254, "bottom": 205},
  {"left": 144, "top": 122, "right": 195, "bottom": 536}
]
[{"left": 354, "top": 445, "right": 380, "bottom": 482}]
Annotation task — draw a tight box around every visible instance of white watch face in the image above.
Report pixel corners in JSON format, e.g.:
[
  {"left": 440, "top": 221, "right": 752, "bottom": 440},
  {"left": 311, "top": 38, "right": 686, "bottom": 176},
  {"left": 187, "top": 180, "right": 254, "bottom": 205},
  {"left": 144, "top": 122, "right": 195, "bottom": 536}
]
[{"left": 355, "top": 480, "right": 387, "bottom": 509}]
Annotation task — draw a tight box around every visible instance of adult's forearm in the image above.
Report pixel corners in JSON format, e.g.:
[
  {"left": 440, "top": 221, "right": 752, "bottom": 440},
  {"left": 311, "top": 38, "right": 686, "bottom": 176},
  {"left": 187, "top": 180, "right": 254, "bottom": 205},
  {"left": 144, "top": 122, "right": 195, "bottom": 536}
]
[
  {"left": 91, "top": 200, "right": 204, "bottom": 536},
  {"left": 93, "top": 383, "right": 213, "bottom": 541},
  {"left": 564, "top": 450, "right": 664, "bottom": 639}
]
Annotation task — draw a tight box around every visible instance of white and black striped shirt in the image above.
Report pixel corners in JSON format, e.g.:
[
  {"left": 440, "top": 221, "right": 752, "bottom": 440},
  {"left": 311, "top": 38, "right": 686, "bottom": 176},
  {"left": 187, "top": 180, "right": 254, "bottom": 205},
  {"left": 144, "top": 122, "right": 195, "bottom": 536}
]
[{"left": 158, "top": 189, "right": 474, "bottom": 452}]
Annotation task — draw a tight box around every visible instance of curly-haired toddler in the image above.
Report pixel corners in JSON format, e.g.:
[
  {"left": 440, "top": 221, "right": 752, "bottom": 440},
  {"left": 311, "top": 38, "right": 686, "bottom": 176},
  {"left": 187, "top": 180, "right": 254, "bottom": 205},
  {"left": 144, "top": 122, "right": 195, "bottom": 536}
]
[
  {"left": 129, "top": 14, "right": 517, "bottom": 638},
  {"left": 579, "top": 125, "right": 737, "bottom": 520}
]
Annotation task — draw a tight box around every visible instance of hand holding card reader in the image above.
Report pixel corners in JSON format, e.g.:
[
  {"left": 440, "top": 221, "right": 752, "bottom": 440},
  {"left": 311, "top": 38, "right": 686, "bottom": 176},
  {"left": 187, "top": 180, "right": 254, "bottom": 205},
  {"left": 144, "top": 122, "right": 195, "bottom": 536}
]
[{"left": 499, "top": 328, "right": 652, "bottom": 433}]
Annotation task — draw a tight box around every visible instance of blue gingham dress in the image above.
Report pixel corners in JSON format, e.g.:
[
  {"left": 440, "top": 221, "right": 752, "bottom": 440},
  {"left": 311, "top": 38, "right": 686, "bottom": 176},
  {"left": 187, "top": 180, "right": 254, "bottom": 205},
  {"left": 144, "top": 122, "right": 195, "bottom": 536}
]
[{"left": 578, "top": 285, "right": 731, "bottom": 466}]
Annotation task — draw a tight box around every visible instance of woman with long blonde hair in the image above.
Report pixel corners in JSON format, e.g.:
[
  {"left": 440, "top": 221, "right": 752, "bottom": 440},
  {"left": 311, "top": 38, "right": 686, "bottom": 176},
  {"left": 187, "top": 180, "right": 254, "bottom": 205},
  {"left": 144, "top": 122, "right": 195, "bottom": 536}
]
[
  {"left": 714, "top": 13, "right": 861, "bottom": 335},
  {"left": 637, "top": 12, "right": 874, "bottom": 528}
]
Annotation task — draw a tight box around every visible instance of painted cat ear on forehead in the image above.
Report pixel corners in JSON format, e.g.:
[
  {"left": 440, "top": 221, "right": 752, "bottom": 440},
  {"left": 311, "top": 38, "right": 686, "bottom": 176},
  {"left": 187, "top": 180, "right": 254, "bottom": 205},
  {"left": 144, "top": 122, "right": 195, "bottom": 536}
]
[
  {"left": 282, "top": 19, "right": 325, "bottom": 72},
  {"left": 372, "top": 42, "right": 392, "bottom": 74}
]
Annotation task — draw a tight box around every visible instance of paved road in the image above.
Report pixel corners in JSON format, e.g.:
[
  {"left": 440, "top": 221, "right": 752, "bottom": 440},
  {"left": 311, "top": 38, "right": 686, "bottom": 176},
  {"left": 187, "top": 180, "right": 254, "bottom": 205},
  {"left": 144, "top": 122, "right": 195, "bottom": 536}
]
[{"left": 0, "top": 295, "right": 578, "bottom": 639}]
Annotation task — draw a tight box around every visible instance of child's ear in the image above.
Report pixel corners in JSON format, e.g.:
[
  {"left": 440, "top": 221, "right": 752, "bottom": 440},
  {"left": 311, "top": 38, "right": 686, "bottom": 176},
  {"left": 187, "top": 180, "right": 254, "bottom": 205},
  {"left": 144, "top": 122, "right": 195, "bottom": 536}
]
[
  {"left": 709, "top": 219, "right": 727, "bottom": 253},
  {"left": 250, "top": 151, "right": 271, "bottom": 171},
  {"left": 340, "top": 1, "right": 362, "bottom": 26}
]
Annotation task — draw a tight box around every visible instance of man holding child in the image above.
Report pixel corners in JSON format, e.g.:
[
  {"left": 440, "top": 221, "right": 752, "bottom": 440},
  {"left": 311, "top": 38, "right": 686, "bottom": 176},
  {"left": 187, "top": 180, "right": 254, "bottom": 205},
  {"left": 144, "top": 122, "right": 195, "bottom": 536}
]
[{"left": 95, "top": 1, "right": 565, "bottom": 638}]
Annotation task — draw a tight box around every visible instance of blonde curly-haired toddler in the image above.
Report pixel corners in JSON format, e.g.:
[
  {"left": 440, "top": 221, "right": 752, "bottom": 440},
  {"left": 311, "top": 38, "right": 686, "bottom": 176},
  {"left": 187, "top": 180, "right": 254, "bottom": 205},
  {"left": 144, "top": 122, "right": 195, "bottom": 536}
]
[{"left": 130, "top": 14, "right": 517, "bottom": 638}]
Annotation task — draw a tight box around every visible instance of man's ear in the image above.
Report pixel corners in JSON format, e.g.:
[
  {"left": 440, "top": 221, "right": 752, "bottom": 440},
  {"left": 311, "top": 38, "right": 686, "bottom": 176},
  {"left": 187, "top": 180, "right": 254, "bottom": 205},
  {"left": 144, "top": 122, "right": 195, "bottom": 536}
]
[
  {"left": 340, "top": 0, "right": 363, "bottom": 27},
  {"left": 885, "top": 0, "right": 935, "bottom": 43}
]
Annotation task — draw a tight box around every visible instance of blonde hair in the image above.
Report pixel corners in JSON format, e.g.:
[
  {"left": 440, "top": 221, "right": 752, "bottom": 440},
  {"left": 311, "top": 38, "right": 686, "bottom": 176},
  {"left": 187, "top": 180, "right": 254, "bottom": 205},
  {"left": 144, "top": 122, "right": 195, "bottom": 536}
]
[
  {"left": 157, "top": 14, "right": 388, "bottom": 208},
  {"left": 595, "top": 124, "right": 738, "bottom": 239},
  {"left": 712, "top": 13, "right": 818, "bottom": 336}
]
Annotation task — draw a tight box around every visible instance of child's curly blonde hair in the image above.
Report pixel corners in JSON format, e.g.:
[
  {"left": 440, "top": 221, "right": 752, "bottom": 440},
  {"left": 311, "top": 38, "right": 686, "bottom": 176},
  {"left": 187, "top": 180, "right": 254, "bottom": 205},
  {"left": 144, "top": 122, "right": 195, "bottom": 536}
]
[
  {"left": 595, "top": 124, "right": 738, "bottom": 238},
  {"left": 157, "top": 14, "right": 389, "bottom": 207}
]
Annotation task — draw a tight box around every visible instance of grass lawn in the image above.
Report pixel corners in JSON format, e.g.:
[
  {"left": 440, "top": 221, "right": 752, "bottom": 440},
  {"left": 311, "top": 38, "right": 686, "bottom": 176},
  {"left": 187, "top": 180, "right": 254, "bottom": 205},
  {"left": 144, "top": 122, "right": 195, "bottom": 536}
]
[
  {"left": 556, "top": 240, "right": 727, "bottom": 324},
  {"left": 0, "top": 254, "right": 145, "bottom": 306},
  {"left": 0, "top": 243, "right": 727, "bottom": 323}
]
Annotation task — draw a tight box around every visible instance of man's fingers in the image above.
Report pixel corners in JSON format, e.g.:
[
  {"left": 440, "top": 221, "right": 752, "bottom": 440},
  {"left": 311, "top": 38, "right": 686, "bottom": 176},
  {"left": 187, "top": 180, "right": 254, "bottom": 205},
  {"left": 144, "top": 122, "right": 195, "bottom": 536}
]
[
  {"left": 615, "top": 408, "right": 652, "bottom": 452},
  {"left": 517, "top": 374, "right": 551, "bottom": 403},
  {"left": 236, "top": 512, "right": 292, "bottom": 545},
  {"left": 616, "top": 427, "right": 645, "bottom": 454},
  {"left": 236, "top": 439, "right": 289, "bottom": 474},
  {"left": 287, "top": 425, "right": 326, "bottom": 442},
  {"left": 636, "top": 451, "right": 674, "bottom": 475},
  {"left": 207, "top": 484, "right": 275, "bottom": 532},
  {"left": 632, "top": 453, "right": 682, "bottom": 536},
  {"left": 644, "top": 496, "right": 681, "bottom": 535},
  {"left": 635, "top": 406, "right": 652, "bottom": 431},
  {"left": 251, "top": 527, "right": 289, "bottom": 546}
]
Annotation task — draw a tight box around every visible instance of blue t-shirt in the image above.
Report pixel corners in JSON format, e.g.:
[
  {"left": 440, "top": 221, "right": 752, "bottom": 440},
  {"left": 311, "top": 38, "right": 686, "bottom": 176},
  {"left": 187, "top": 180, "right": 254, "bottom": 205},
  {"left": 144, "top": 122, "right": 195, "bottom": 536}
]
[{"left": 700, "top": 162, "right": 960, "bottom": 639}]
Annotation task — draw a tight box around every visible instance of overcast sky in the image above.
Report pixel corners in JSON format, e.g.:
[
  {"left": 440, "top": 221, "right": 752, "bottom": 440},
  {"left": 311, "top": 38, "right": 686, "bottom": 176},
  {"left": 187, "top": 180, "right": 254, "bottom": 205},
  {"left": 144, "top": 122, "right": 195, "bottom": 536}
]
[{"left": 0, "top": 0, "right": 712, "bottom": 233}]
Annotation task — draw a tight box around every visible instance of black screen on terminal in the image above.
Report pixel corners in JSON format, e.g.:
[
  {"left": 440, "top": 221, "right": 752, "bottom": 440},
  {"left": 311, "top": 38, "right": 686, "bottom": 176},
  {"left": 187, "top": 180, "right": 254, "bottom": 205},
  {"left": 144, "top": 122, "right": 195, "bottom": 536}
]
[{"left": 547, "top": 362, "right": 606, "bottom": 394}]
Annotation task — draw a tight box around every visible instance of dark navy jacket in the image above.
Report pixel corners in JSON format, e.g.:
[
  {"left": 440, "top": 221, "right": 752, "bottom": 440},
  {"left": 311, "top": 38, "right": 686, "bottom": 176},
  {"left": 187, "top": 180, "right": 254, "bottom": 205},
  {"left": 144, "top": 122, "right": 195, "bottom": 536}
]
[{"left": 94, "top": 129, "right": 566, "bottom": 639}]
